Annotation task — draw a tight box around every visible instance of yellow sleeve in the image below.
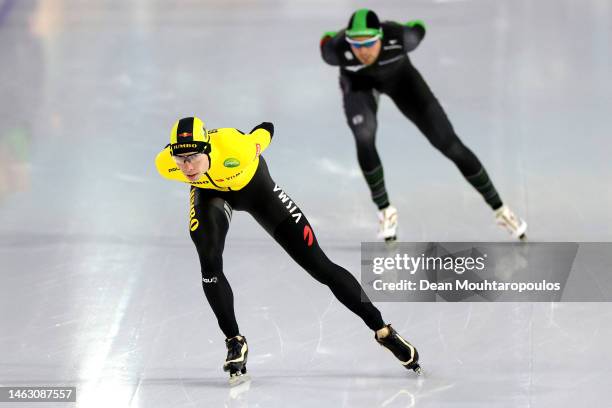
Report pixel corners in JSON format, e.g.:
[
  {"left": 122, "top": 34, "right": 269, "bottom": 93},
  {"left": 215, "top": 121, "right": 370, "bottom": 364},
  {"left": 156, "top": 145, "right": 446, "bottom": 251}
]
[
  {"left": 215, "top": 127, "right": 272, "bottom": 161},
  {"left": 249, "top": 128, "right": 272, "bottom": 155},
  {"left": 154, "top": 146, "right": 186, "bottom": 181}
]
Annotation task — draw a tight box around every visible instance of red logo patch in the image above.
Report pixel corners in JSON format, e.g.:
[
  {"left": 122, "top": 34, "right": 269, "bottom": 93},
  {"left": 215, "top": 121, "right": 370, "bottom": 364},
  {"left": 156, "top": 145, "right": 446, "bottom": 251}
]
[
  {"left": 303, "top": 225, "right": 314, "bottom": 247},
  {"left": 178, "top": 132, "right": 193, "bottom": 138}
]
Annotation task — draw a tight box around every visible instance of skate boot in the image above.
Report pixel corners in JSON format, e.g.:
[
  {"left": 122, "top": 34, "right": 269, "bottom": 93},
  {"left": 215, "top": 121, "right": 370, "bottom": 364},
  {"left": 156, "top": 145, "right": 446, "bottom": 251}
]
[
  {"left": 495, "top": 205, "right": 527, "bottom": 240},
  {"left": 378, "top": 205, "right": 398, "bottom": 242},
  {"left": 223, "top": 335, "right": 248, "bottom": 383},
  {"left": 375, "top": 324, "right": 421, "bottom": 375}
]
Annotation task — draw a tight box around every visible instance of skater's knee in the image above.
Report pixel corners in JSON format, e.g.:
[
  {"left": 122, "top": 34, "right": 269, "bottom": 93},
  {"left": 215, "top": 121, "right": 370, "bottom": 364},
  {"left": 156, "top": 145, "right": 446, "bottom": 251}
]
[
  {"left": 349, "top": 116, "right": 376, "bottom": 143},
  {"left": 292, "top": 251, "right": 336, "bottom": 286},
  {"left": 306, "top": 258, "right": 346, "bottom": 287},
  {"left": 353, "top": 124, "right": 377, "bottom": 145},
  {"left": 432, "top": 136, "right": 465, "bottom": 160},
  {"left": 353, "top": 124, "right": 379, "bottom": 169},
  {"left": 306, "top": 265, "right": 332, "bottom": 285},
  {"left": 200, "top": 245, "right": 223, "bottom": 264},
  {"left": 199, "top": 245, "right": 224, "bottom": 277}
]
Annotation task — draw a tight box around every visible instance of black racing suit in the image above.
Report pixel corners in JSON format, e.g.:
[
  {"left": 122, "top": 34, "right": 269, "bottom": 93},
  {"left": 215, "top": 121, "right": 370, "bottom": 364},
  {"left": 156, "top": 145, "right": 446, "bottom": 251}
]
[{"left": 321, "top": 21, "right": 502, "bottom": 210}]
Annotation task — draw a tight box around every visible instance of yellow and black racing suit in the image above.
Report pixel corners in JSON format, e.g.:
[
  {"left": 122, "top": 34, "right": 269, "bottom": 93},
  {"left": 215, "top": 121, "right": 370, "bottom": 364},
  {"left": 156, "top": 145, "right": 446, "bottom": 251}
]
[{"left": 156, "top": 123, "right": 384, "bottom": 337}]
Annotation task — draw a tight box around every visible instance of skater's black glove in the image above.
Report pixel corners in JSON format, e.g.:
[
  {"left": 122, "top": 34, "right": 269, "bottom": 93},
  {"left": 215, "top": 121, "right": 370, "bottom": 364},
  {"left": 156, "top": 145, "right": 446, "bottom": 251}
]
[{"left": 250, "top": 122, "right": 274, "bottom": 139}]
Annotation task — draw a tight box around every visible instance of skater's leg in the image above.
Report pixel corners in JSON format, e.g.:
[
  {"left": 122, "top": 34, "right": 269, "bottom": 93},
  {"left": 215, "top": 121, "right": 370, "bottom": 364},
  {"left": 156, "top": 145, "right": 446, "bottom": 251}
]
[
  {"left": 388, "top": 68, "right": 503, "bottom": 210},
  {"left": 341, "top": 76, "right": 390, "bottom": 210},
  {"left": 273, "top": 216, "right": 385, "bottom": 331},
  {"left": 242, "top": 160, "right": 385, "bottom": 331},
  {"left": 189, "top": 187, "right": 240, "bottom": 338}
]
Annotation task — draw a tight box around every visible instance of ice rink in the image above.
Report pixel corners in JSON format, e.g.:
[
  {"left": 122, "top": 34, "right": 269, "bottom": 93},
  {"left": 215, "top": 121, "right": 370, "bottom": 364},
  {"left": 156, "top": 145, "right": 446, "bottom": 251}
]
[{"left": 1, "top": 0, "right": 611, "bottom": 406}]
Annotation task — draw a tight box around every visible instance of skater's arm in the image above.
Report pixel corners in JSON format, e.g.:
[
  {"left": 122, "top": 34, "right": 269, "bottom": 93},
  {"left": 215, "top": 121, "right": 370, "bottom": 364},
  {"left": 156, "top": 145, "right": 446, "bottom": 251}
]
[
  {"left": 320, "top": 29, "right": 346, "bottom": 66},
  {"left": 401, "top": 20, "right": 426, "bottom": 52},
  {"left": 249, "top": 122, "right": 273, "bottom": 150},
  {"left": 154, "top": 146, "right": 185, "bottom": 181},
  {"left": 232, "top": 122, "right": 273, "bottom": 156},
  {"left": 249, "top": 122, "right": 274, "bottom": 140}
]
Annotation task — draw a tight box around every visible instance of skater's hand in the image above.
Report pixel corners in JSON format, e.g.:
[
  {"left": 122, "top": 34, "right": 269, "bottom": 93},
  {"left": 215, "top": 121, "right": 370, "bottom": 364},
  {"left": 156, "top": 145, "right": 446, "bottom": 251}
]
[
  {"left": 250, "top": 122, "right": 274, "bottom": 138},
  {"left": 320, "top": 29, "right": 346, "bottom": 66},
  {"left": 320, "top": 31, "right": 338, "bottom": 47},
  {"left": 402, "top": 20, "right": 426, "bottom": 52}
]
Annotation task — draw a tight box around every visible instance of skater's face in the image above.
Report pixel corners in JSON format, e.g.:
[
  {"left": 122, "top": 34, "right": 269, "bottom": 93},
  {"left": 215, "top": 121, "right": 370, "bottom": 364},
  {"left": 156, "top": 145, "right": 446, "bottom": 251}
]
[
  {"left": 347, "top": 35, "right": 382, "bottom": 65},
  {"left": 173, "top": 152, "right": 210, "bottom": 182}
]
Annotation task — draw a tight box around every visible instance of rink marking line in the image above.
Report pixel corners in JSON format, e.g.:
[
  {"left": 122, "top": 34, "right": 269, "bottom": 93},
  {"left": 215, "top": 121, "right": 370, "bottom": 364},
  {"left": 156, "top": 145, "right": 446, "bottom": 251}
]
[
  {"left": 270, "top": 318, "right": 285, "bottom": 357},
  {"left": 313, "top": 297, "right": 335, "bottom": 359}
]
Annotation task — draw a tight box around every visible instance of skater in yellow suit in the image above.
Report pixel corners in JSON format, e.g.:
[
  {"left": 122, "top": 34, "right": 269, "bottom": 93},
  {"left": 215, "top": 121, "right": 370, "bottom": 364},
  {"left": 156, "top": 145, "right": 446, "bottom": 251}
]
[{"left": 155, "top": 116, "right": 421, "bottom": 380}]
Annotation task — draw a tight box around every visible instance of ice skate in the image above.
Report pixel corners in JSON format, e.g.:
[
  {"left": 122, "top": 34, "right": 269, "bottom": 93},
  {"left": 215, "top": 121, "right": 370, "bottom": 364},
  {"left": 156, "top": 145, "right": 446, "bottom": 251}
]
[
  {"left": 378, "top": 205, "right": 398, "bottom": 242},
  {"left": 224, "top": 335, "right": 249, "bottom": 384},
  {"left": 495, "top": 205, "right": 527, "bottom": 240},
  {"left": 375, "top": 324, "right": 421, "bottom": 375}
]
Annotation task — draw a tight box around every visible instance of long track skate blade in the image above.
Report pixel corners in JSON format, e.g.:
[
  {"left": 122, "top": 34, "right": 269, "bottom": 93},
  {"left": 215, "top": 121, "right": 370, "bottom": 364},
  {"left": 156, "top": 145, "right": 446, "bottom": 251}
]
[
  {"left": 229, "top": 372, "right": 250, "bottom": 386},
  {"left": 412, "top": 364, "right": 423, "bottom": 376},
  {"left": 228, "top": 377, "right": 251, "bottom": 399}
]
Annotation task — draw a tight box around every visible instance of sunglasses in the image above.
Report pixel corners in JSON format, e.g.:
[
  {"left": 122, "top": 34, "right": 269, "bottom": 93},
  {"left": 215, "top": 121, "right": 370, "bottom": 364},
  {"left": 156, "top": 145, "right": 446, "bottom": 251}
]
[
  {"left": 345, "top": 34, "right": 381, "bottom": 49},
  {"left": 172, "top": 152, "right": 205, "bottom": 165}
]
